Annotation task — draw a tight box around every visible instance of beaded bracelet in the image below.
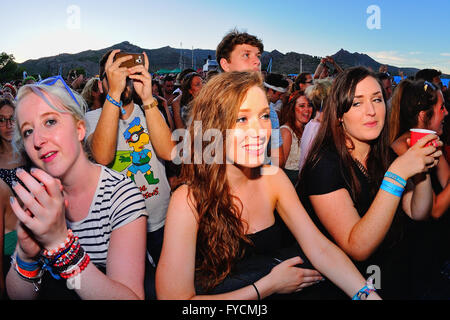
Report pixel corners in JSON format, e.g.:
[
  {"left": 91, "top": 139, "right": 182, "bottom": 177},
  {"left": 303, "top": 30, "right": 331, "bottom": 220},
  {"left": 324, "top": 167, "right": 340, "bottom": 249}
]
[
  {"left": 38, "top": 230, "right": 91, "bottom": 281},
  {"left": 43, "top": 229, "right": 75, "bottom": 259},
  {"left": 384, "top": 171, "right": 407, "bottom": 188},
  {"left": 53, "top": 237, "right": 80, "bottom": 266},
  {"left": 106, "top": 94, "right": 126, "bottom": 115},
  {"left": 60, "top": 252, "right": 90, "bottom": 280},
  {"left": 52, "top": 246, "right": 84, "bottom": 274},
  {"left": 380, "top": 179, "right": 404, "bottom": 198}
]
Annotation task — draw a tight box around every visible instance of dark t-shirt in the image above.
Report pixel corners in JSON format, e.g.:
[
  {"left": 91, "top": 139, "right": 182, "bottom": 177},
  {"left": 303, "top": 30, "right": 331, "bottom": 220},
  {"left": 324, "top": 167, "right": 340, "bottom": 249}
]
[{"left": 299, "top": 148, "right": 410, "bottom": 299}]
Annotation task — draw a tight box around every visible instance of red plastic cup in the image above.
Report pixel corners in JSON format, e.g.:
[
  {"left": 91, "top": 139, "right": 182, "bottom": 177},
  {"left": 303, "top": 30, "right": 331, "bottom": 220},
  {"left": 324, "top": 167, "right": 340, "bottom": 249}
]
[{"left": 410, "top": 128, "right": 437, "bottom": 147}]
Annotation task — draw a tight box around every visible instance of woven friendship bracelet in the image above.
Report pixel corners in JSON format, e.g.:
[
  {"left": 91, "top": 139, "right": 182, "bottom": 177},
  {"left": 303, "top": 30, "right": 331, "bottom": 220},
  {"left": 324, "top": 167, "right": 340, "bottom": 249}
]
[{"left": 12, "top": 254, "right": 44, "bottom": 282}]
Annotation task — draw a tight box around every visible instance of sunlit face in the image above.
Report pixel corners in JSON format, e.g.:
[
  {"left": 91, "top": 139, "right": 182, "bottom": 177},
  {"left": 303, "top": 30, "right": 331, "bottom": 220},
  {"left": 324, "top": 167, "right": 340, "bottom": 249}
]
[
  {"left": 342, "top": 76, "right": 386, "bottom": 145},
  {"left": 16, "top": 92, "right": 86, "bottom": 178},
  {"left": 0, "top": 105, "right": 15, "bottom": 142},
  {"left": 221, "top": 44, "right": 262, "bottom": 72},
  {"left": 226, "top": 86, "right": 271, "bottom": 168},
  {"left": 295, "top": 96, "right": 313, "bottom": 125},
  {"left": 189, "top": 76, "right": 204, "bottom": 97},
  {"left": 427, "top": 90, "right": 448, "bottom": 135}
]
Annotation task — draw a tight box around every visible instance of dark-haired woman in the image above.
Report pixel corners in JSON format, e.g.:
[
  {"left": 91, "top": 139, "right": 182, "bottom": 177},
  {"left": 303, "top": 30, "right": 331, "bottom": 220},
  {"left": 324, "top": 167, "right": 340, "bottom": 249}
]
[
  {"left": 0, "top": 98, "right": 27, "bottom": 187},
  {"left": 0, "top": 98, "right": 26, "bottom": 285},
  {"left": 156, "top": 71, "right": 381, "bottom": 300},
  {"left": 152, "top": 81, "right": 175, "bottom": 132},
  {"left": 390, "top": 79, "right": 449, "bottom": 298},
  {"left": 172, "top": 72, "right": 203, "bottom": 129},
  {"left": 298, "top": 67, "right": 442, "bottom": 299},
  {"left": 279, "top": 91, "right": 313, "bottom": 185}
]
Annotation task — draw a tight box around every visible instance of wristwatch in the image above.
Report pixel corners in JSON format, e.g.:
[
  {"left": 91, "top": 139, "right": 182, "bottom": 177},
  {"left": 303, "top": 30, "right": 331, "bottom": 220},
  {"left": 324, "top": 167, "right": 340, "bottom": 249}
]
[{"left": 142, "top": 98, "right": 158, "bottom": 110}]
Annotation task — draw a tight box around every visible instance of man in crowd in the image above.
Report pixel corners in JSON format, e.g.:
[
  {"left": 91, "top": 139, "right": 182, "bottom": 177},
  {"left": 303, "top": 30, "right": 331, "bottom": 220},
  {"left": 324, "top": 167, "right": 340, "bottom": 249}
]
[
  {"left": 294, "top": 72, "right": 314, "bottom": 93},
  {"left": 161, "top": 75, "right": 178, "bottom": 106},
  {"left": 264, "top": 73, "right": 289, "bottom": 115},
  {"left": 85, "top": 50, "right": 174, "bottom": 298},
  {"left": 377, "top": 72, "right": 393, "bottom": 100},
  {"left": 415, "top": 68, "right": 443, "bottom": 88}
]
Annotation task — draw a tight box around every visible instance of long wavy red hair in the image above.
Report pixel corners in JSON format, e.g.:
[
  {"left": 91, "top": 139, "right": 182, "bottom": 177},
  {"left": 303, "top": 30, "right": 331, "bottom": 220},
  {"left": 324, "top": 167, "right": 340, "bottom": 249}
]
[{"left": 180, "top": 71, "right": 263, "bottom": 292}]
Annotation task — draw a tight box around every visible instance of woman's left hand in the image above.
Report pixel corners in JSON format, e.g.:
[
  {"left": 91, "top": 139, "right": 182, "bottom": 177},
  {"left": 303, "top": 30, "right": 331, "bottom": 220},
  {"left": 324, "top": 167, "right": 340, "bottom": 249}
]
[{"left": 10, "top": 168, "right": 69, "bottom": 251}]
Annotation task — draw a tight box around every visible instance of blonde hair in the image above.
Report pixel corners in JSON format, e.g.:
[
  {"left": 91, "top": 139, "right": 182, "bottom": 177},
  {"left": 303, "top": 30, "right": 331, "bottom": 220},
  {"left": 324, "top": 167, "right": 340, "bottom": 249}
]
[
  {"left": 13, "top": 80, "right": 88, "bottom": 156},
  {"left": 80, "top": 78, "right": 99, "bottom": 108},
  {"left": 304, "top": 78, "right": 333, "bottom": 111}
]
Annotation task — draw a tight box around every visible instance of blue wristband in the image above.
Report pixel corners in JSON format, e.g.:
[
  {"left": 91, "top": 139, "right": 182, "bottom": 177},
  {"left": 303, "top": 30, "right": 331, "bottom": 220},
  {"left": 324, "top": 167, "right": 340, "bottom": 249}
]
[
  {"left": 352, "top": 285, "right": 376, "bottom": 300},
  {"left": 106, "top": 94, "right": 126, "bottom": 115},
  {"left": 15, "top": 254, "right": 41, "bottom": 271},
  {"left": 353, "top": 277, "right": 377, "bottom": 300},
  {"left": 380, "top": 179, "right": 404, "bottom": 197},
  {"left": 384, "top": 172, "right": 407, "bottom": 188}
]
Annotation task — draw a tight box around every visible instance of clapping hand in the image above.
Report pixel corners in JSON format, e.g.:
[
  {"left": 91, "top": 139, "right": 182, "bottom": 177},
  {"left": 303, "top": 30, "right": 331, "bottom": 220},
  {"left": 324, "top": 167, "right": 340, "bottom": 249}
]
[{"left": 10, "top": 168, "right": 69, "bottom": 258}]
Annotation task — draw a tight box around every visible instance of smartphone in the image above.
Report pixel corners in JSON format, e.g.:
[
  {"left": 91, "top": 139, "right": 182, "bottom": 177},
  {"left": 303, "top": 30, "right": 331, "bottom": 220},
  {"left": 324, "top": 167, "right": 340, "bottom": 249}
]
[{"left": 114, "top": 52, "right": 145, "bottom": 68}]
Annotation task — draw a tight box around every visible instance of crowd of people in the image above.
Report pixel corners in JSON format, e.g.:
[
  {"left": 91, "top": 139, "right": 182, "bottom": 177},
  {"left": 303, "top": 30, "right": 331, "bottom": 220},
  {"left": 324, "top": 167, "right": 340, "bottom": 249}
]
[{"left": 0, "top": 29, "right": 449, "bottom": 300}]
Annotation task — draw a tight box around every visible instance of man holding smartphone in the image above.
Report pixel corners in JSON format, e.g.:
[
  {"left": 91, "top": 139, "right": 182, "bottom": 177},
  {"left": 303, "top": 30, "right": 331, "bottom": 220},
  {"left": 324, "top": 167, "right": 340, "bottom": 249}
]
[{"left": 85, "top": 50, "right": 174, "bottom": 298}]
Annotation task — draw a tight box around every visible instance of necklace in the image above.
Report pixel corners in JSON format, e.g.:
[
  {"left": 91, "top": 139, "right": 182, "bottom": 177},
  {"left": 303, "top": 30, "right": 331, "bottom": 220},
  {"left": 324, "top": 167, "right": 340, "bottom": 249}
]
[{"left": 353, "top": 158, "right": 370, "bottom": 180}]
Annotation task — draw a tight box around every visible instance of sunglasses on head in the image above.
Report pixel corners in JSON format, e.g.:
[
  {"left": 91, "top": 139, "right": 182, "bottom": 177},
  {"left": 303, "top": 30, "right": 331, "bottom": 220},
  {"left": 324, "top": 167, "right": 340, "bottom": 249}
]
[
  {"left": 38, "top": 75, "right": 81, "bottom": 108},
  {"left": 424, "top": 81, "right": 437, "bottom": 92}
]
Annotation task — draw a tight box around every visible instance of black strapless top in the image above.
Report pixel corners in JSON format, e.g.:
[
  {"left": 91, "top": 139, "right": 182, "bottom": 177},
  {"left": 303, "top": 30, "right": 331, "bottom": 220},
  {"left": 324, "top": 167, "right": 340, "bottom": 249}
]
[
  {"left": 196, "top": 218, "right": 316, "bottom": 296},
  {"left": 244, "top": 221, "right": 285, "bottom": 257}
]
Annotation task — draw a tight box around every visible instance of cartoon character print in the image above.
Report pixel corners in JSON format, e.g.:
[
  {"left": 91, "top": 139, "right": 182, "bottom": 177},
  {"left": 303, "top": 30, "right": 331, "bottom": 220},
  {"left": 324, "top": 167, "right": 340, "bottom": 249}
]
[{"left": 119, "top": 117, "right": 159, "bottom": 185}]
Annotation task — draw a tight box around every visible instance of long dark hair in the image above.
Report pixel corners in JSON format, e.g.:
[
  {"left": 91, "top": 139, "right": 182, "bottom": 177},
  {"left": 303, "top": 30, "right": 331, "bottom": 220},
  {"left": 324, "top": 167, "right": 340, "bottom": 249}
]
[
  {"left": 389, "top": 79, "right": 440, "bottom": 143},
  {"left": 180, "top": 72, "right": 201, "bottom": 107},
  {"left": 298, "top": 67, "right": 390, "bottom": 201},
  {"left": 280, "top": 90, "right": 313, "bottom": 140}
]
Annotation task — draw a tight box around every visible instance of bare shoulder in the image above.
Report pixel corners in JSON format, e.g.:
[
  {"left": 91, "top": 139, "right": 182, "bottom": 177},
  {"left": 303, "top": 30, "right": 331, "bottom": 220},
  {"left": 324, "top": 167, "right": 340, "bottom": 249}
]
[
  {"left": 261, "top": 165, "right": 294, "bottom": 194},
  {"left": 167, "top": 185, "right": 198, "bottom": 223},
  {"left": 262, "top": 165, "right": 291, "bottom": 182}
]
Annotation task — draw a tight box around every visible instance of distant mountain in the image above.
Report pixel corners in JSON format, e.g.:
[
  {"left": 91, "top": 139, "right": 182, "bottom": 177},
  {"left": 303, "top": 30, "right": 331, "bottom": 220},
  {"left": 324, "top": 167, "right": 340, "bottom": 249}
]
[
  {"left": 18, "top": 41, "right": 219, "bottom": 77},
  {"left": 331, "top": 49, "right": 432, "bottom": 77},
  {"left": 17, "top": 41, "right": 448, "bottom": 78}
]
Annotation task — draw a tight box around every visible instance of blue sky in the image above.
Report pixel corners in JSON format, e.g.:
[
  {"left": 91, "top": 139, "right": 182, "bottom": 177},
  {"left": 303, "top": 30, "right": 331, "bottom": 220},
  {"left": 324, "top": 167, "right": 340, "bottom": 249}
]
[{"left": 3, "top": 0, "right": 450, "bottom": 73}]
